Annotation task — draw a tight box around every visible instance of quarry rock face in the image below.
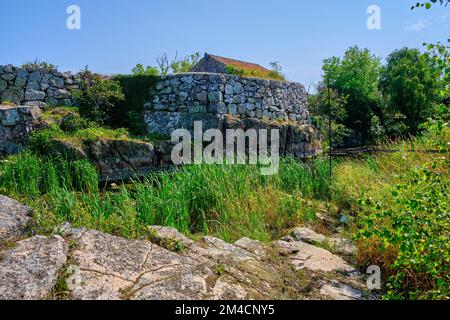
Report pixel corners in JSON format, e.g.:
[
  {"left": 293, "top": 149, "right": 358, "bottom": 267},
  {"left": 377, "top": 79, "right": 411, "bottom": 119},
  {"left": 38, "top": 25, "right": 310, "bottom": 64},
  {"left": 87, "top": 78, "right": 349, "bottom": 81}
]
[
  {"left": 0, "top": 105, "right": 42, "bottom": 156},
  {"left": 0, "top": 197, "right": 367, "bottom": 301}
]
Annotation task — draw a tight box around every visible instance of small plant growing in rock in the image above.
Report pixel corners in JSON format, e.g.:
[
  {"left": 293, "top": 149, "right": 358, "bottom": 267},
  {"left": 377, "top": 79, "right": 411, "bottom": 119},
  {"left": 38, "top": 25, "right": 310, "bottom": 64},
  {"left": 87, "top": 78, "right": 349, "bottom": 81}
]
[
  {"left": 216, "top": 264, "right": 226, "bottom": 275},
  {"left": 22, "top": 59, "right": 57, "bottom": 72}
]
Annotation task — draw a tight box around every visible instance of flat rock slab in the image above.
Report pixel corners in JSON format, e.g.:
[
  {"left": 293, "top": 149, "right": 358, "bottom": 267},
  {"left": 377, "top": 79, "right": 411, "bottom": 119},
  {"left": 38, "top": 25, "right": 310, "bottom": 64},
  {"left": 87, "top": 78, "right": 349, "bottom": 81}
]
[
  {"left": 69, "top": 229, "right": 214, "bottom": 300},
  {"left": 290, "top": 227, "right": 356, "bottom": 256},
  {"left": 276, "top": 238, "right": 355, "bottom": 273},
  {"left": 0, "top": 235, "right": 68, "bottom": 300},
  {"left": 318, "top": 281, "right": 363, "bottom": 300},
  {"left": 69, "top": 228, "right": 299, "bottom": 300},
  {"left": 0, "top": 195, "right": 32, "bottom": 241}
]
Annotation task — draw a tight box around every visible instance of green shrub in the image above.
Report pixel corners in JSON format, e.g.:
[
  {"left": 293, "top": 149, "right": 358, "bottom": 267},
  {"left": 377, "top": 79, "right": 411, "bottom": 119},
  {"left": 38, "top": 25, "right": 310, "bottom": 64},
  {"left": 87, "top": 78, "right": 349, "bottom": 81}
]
[
  {"left": 28, "top": 126, "right": 63, "bottom": 155},
  {"left": 73, "top": 78, "right": 125, "bottom": 126},
  {"left": 356, "top": 158, "right": 449, "bottom": 300},
  {"left": 59, "top": 113, "right": 93, "bottom": 133},
  {"left": 113, "top": 75, "right": 158, "bottom": 134}
]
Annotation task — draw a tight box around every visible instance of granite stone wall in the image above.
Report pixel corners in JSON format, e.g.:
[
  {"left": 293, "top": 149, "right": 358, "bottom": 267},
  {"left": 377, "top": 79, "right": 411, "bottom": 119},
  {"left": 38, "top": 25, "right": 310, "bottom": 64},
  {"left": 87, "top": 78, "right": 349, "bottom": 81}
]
[
  {"left": 0, "top": 64, "right": 81, "bottom": 107},
  {"left": 144, "top": 73, "right": 310, "bottom": 136},
  {"left": 0, "top": 105, "right": 42, "bottom": 156},
  {"left": 144, "top": 73, "right": 321, "bottom": 158}
]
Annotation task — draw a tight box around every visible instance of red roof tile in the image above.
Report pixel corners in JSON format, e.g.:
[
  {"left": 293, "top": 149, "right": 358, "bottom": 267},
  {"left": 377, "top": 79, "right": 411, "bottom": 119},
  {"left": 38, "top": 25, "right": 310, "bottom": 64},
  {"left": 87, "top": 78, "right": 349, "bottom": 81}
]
[{"left": 208, "top": 54, "right": 270, "bottom": 73}]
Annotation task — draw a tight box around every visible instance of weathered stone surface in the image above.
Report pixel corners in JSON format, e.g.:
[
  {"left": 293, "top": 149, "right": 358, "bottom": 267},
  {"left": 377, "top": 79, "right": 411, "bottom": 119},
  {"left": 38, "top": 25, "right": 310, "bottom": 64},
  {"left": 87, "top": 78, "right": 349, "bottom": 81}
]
[
  {"left": 0, "top": 105, "right": 42, "bottom": 156},
  {"left": 3, "top": 65, "right": 14, "bottom": 74},
  {"left": 276, "top": 237, "right": 355, "bottom": 273},
  {"left": 0, "top": 236, "right": 68, "bottom": 300},
  {"left": 24, "top": 89, "right": 45, "bottom": 101},
  {"left": 318, "top": 281, "right": 363, "bottom": 300},
  {"left": 0, "top": 195, "right": 32, "bottom": 241},
  {"left": 144, "top": 73, "right": 320, "bottom": 159},
  {"left": 52, "top": 138, "right": 173, "bottom": 182},
  {"left": 69, "top": 229, "right": 212, "bottom": 300},
  {"left": 49, "top": 77, "right": 64, "bottom": 89},
  {"left": 0, "top": 65, "right": 89, "bottom": 106},
  {"left": 68, "top": 228, "right": 299, "bottom": 300},
  {"left": 0, "top": 79, "right": 7, "bottom": 92},
  {"left": 1, "top": 73, "right": 15, "bottom": 81},
  {"left": 28, "top": 71, "right": 42, "bottom": 82},
  {"left": 54, "top": 89, "right": 70, "bottom": 99},
  {"left": 290, "top": 227, "right": 356, "bottom": 256},
  {"left": 0, "top": 196, "right": 366, "bottom": 300}
]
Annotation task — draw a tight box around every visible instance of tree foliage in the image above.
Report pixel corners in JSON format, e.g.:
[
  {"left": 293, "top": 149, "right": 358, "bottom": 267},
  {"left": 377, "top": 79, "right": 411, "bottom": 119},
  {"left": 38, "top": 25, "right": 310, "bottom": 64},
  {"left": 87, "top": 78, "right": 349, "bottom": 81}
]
[
  {"left": 380, "top": 48, "right": 441, "bottom": 134},
  {"left": 322, "top": 46, "right": 382, "bottom": 143},
  {"left": 132, "top": 52, "right": 201, "bottom": 76},
  {"left": 411, "top": 0, "right": 449, "bottom": 9}
]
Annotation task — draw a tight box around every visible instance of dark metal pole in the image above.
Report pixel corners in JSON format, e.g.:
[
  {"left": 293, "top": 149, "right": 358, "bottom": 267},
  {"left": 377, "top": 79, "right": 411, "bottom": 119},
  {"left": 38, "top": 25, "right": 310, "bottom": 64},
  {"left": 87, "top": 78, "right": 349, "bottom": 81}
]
[{"left": 327, "top": 77, "right": 332, "bottom": 200}]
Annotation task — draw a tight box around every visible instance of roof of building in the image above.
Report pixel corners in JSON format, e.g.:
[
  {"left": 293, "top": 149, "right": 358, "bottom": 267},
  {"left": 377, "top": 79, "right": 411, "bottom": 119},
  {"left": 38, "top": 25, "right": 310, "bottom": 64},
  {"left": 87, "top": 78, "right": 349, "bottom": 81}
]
[{"left": 207, "top": 54, "right": 271, "bottom": 73}]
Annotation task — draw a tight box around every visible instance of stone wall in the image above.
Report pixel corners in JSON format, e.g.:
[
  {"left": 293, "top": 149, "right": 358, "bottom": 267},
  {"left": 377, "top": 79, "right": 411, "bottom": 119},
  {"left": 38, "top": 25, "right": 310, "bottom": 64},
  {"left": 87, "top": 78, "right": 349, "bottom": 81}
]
[
  {"left": 0, "top": 64, "right": 80, "bottom": 107},
  {"left": 143, "top": 73, "right": 321, "bottom": 158},
  {"left": 0, "top": 105, "right": 42, "bottom": 156},
  {"left": 144, "top": 73, "right": 310, "bottom": 136}
]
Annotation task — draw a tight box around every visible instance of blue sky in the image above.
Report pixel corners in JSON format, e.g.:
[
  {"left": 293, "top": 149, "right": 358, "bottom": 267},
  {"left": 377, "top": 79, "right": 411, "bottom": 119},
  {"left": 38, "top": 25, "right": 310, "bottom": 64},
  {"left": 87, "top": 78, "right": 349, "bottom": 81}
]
[{"left": 0, "top": 0, "right": 448, "bottom": 86}]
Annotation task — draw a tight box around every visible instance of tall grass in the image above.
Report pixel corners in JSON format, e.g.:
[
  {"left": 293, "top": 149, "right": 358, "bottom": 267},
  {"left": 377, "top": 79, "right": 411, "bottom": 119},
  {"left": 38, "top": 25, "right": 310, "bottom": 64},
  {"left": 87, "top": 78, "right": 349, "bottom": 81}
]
[{"left": 0, "top": 153, "right": 331, "bottom": 242}]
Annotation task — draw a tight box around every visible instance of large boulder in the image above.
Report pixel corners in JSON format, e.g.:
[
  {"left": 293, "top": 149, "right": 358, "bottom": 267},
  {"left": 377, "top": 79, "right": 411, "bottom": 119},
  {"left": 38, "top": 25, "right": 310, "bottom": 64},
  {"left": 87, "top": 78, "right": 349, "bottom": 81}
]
[
  {"left": 0, "top": 195, "right": 32, "bottom": 241},
  {"left": 67, "top": 228, "right": 301, "bottom": 300},
  {"left": 0, "top": 235, "right": 68, "bottom": 300}
]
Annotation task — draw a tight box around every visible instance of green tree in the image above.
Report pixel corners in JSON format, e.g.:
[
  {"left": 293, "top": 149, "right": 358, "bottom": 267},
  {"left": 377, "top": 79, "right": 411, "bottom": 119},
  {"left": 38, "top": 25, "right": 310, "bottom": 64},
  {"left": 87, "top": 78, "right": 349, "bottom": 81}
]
[
  {"left": 170, "top": 52, "right": 201, "bottom": 73},
  {"left": 134, "top": 52, "right": 201, "bottom": 76},
  {"left": 412, "top": 0, "right": 449, "bottom": 9},
  {"left": 132, "top": 63, "right": 159, "bottom": 76},
  {"left": 322, "top": 46, "right": 382, "bottom": 143},
  {"left": 380, "top": 48, "right": 440, "bottom": 134},
  {"left": 308, "top": 82, "right": 352, "bottom": 146}
]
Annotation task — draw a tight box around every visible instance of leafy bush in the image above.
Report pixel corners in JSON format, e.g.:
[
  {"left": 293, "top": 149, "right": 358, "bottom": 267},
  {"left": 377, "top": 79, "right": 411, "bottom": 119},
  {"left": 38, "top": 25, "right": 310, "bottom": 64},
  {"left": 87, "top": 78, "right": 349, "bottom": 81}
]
[
  {"left": 73, "top": 77, "right": 125, "bottom": 125},
  {"left": 28, "top": 126, "right": 63, "bottom": 155},
  {"left": 113, "top": 74, "right": 158, "bottom": 133},
  {"left": 59, "top": 112, "right": 93, "bottom": 133},
  {"left": 356, "top": 158, "right": 449, "bottom": 300}
]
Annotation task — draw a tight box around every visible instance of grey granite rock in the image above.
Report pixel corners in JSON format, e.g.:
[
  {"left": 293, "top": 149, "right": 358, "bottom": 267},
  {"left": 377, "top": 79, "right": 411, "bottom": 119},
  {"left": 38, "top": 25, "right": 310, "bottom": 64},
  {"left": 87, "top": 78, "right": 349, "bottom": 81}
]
[
  {"left": 0, "top": 235, "right": 68, "bottom": 300},
  {"left": 0, "top": 195, "right": 32, "bottom": 241}
]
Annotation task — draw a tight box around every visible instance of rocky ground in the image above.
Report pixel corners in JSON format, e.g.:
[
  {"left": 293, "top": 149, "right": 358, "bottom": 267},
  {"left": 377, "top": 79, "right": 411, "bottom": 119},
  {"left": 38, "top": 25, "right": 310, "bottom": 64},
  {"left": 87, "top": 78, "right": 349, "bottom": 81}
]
[{"left": 0, "top": 194, "right": 371, "bottom": 300}]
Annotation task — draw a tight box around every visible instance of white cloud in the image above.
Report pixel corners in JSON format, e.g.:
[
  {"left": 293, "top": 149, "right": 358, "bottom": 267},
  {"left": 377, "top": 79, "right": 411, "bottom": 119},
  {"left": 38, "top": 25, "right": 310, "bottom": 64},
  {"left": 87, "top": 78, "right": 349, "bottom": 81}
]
[{"left": 403, "top": 19, "right": 431, "bottom": 32}]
